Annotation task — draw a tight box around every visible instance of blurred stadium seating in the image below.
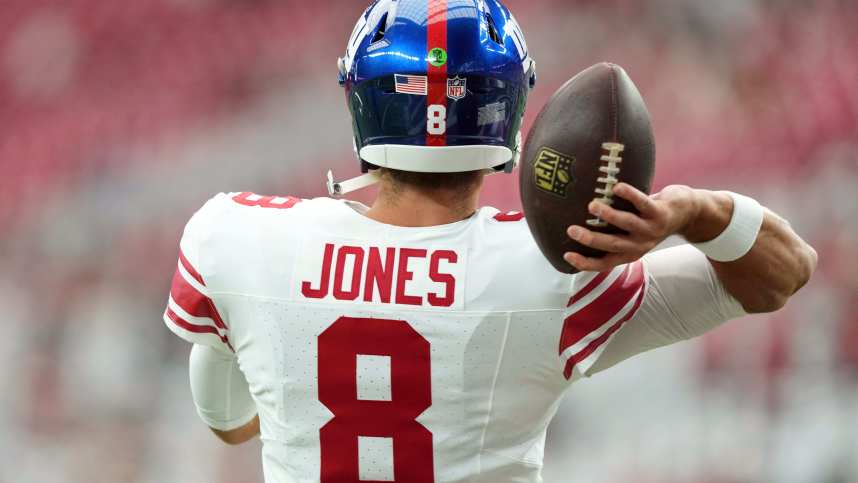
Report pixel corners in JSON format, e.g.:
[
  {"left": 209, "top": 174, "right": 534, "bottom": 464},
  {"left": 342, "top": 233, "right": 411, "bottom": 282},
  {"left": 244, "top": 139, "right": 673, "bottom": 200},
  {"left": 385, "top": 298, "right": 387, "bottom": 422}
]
[{"left": 1, "top": 0, "right": 856, "bottom": 482}]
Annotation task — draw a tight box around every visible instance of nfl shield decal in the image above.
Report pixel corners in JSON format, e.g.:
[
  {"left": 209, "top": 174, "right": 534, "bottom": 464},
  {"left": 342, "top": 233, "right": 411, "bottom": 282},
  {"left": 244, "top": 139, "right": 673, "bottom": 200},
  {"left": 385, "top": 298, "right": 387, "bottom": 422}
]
[{"left": 447, "top": 76, "right": 467, "bottom": 100}]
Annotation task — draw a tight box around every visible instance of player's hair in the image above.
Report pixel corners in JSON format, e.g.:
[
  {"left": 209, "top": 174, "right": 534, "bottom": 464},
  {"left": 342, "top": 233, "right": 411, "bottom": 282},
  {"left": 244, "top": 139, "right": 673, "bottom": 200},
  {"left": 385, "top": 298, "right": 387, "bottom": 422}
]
[{"left": 380, "top": 168, "right": 484, "bottom": 193}]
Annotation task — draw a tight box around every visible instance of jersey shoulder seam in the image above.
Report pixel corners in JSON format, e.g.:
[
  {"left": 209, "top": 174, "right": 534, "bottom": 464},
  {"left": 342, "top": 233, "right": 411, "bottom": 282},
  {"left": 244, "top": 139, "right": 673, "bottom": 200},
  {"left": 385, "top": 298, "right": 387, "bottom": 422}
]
[
  {"left": 208, "top": 290, "right": 565, "bottom": 315},
  {"left": 480, "top": 448, "right": 543, "bottom": 468}
]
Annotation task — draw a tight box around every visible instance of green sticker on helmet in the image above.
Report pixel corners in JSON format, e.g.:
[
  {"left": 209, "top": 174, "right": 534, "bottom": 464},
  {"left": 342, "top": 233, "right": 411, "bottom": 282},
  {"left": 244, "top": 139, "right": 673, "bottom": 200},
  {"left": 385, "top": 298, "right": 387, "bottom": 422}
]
[{"left": 428, "top": 48, "right": 447, "bottom": 67}]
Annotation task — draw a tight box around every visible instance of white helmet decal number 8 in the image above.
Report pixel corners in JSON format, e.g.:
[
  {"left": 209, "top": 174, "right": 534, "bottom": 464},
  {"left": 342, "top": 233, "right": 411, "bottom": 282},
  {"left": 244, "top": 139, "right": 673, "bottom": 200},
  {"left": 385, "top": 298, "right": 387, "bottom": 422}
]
[{"left": 427, "top": 105, "right": 447, "bottom": 135}]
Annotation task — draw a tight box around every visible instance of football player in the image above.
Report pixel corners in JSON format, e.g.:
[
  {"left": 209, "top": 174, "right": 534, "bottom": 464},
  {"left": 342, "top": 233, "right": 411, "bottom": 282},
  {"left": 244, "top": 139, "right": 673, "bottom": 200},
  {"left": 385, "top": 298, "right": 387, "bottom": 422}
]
[{"left": 163, "top": 1, "right": 817, "bottom": 481}]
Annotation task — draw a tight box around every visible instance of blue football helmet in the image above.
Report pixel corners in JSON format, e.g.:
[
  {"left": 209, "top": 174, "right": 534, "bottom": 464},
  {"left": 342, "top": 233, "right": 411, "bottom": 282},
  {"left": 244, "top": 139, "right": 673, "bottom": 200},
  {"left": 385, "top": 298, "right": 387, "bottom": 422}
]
[{"left": 328, "top": 0, "right": 536, "bottom": 195}]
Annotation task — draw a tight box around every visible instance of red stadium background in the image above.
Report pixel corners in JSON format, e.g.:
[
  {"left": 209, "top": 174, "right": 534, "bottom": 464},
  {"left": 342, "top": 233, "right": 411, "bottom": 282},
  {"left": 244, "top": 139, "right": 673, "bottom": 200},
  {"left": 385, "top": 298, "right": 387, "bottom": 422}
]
[{"left": 1, "top": 1, "right": 856, "bottom": 482}]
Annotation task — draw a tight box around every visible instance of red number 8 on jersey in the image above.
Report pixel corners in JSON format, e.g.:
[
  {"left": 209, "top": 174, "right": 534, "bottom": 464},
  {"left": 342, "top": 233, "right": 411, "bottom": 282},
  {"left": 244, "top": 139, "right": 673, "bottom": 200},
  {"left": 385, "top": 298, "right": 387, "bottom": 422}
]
[{"left": 318, "top": 317, "right": 435, "bottom": 482}]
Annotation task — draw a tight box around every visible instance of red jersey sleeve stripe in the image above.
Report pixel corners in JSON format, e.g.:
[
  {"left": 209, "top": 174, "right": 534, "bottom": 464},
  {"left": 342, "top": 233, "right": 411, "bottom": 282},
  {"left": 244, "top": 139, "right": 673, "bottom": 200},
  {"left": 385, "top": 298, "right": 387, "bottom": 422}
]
[
  {"left": 559, "top": 261, "right": 644, "bottom": 355},
  {"left": 170, "top": 268, "right": 227, "bottom": 330},
  {"left": 567, "top": 271, "right": 611, "bottom": 307},
  {"left": 173, "top": 258, "right": 229, "bottom": 331},
  {"left": 563, "top": 286, "right": 646, "bottom": 379},
  {"left": 165, "top": 308, "right": 234, "bottom": 352},
  {"left": 179, "top": 250, "right": 205, "bottom": 286}
]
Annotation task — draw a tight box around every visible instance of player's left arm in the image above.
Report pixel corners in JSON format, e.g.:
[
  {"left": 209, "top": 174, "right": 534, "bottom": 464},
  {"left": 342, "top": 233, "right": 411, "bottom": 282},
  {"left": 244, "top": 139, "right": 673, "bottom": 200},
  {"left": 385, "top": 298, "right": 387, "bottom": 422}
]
[
  {"left": 189, "top": 344, "right": 259, "bottom": 445},
  {"left": 563, "top": 183, "right": 817, "bottom": 314},
  {"left": 164, "top": 194, "right": 259, "bottom": 444}
]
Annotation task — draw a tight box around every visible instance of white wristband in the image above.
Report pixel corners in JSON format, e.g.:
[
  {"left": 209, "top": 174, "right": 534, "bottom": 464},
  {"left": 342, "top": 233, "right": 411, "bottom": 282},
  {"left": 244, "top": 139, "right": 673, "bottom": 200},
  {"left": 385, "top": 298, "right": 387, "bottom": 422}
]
[{"left": 692, "top": 192, "right": 764, "bottom": 262}]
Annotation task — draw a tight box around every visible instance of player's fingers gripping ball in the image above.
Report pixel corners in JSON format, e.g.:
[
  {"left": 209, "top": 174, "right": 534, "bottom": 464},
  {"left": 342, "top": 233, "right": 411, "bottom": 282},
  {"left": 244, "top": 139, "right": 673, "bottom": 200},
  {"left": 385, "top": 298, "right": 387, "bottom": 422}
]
[{"left": 563, "top": 184, "right": 699, "bottom": 272}]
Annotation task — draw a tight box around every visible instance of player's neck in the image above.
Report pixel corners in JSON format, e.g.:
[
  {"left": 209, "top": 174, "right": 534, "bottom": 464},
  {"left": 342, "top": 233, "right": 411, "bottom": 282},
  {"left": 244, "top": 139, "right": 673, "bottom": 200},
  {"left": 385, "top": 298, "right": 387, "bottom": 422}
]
[{"left": 365, "top": 182, "right": 481, "bottom": 228}]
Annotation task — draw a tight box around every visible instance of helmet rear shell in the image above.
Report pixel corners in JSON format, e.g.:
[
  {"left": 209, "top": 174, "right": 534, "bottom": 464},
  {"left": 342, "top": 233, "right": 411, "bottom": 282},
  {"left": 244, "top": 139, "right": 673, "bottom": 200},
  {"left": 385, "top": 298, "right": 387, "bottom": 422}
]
[{"left": 341, "top": 0, "right": 535, "bottom": 173}]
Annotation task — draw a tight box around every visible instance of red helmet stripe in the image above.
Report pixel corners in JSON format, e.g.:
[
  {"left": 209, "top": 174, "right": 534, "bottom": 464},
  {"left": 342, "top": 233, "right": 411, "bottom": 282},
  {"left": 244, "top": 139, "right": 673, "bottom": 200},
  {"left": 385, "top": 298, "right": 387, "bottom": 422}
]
[{"left": 426, "top": 0, "right": 448, "bottom": 147}]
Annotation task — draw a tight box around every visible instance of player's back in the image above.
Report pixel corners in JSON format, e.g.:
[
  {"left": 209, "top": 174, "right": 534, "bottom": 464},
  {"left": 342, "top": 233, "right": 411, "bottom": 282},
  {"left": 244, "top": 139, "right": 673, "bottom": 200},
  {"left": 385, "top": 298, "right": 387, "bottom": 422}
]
[{"left": 166, "top": 192, "right": 642, "bottom": 483}]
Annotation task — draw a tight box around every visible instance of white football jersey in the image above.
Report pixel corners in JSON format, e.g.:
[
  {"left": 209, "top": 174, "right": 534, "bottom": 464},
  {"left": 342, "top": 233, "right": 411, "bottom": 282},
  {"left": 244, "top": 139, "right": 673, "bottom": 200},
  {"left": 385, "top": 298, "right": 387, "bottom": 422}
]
[{"left": 163, "top": 192, "right": 744, "bottom": 483}]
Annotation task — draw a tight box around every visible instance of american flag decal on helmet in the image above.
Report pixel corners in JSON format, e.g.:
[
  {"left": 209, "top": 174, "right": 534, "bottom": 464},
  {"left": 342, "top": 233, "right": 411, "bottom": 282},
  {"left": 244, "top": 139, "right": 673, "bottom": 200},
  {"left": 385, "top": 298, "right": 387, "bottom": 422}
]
[{"left": 395, "top": 74, "right": 428, "bottom": 95}]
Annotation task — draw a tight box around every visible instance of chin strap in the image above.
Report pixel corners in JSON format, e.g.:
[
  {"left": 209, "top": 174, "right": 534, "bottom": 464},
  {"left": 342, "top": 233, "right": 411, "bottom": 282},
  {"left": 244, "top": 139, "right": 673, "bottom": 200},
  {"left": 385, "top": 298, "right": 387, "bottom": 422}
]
[{"left": 327, "top": 170, "right": 382, "bottom": 197}]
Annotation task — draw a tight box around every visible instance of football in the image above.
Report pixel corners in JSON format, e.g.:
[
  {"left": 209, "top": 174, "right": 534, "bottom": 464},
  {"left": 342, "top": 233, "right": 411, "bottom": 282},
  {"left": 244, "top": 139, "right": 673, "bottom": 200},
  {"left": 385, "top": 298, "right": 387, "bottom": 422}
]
[{"left": 519, "top": 62, "right": 656, "bottom": 274}]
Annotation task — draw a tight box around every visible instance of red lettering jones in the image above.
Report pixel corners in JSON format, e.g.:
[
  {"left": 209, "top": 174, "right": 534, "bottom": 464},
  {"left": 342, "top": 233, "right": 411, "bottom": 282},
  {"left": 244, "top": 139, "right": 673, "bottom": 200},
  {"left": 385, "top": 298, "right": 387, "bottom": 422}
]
[
  {"left": 301, "top": 244, "right": 458, "bottom": 307},
  {"left": 428, "top": 250, "right": 457, "bottom": 307},
  {"left": 396, "top": 248, "right": 427, "bottom": 306},
  {"left": 301, "top": 243, "right": 335, "bottom": 298},
  {"left": 364, "top": 247, "right": 396, "bottom": 304}
]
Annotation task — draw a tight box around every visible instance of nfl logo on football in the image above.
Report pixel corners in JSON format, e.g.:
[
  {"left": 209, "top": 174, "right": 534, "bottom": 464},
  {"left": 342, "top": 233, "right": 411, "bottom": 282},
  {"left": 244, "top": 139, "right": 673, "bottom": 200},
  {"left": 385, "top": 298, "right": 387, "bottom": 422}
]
[{"left": 447, "top": 76, "right": 467, "bottom": 100}]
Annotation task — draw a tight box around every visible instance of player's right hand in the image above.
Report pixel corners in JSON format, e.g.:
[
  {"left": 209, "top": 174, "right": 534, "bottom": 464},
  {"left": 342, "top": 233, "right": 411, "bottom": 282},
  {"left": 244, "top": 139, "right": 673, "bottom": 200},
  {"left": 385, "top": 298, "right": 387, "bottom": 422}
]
[{"left": 563, "top": 183, "right": 699, "bottom": 272}]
